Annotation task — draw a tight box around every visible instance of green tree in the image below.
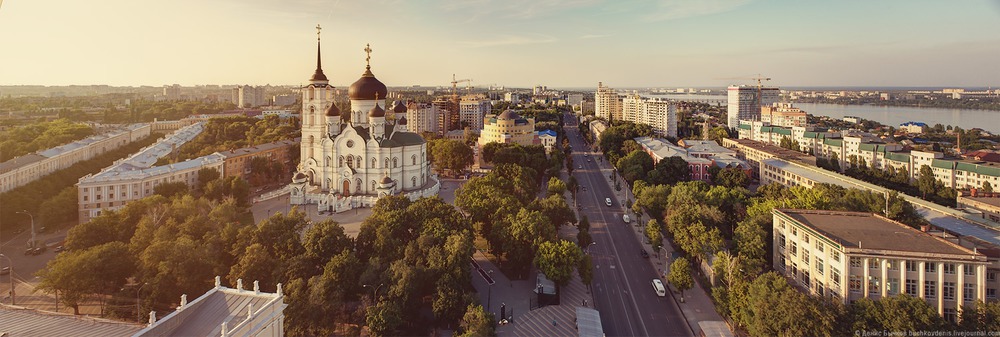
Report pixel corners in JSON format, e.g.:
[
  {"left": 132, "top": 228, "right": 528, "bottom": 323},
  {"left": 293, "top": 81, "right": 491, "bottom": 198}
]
[
  {"left": 645, "top": 220, "right": 663, "bottom": 249},
  {"left": 713, "top": 167, "right": 749, "bottom": 188},
  {"left": 302, "top": 219, "right": 353, "bottom": 262},
  {"left": 38, "top": 186, "right": 79, "bottom": 229},
  {"left": 546, "top": 176, "right": 567, "bottom": 196},
  {"left": 959, "top": 300, "right": 1000, "bottom": 332},
  {"left": 228, "top": 243, "right": 278, "bottom": 289},
  {"left": 432, "top": 139, "right": 475, "bottom": 174},
  {"left": 617, "top": 150, "right": 653, "bottom": 182},
  {"left": 578, "top": 254, "right": 594, "bottom": 285},
  {"left": 829, "top": 153, "right": 841, "bottom": 172},
  {"left": 458, "top": 304, "right": 496, "bottom": 337},
  {"left": 917, "top": 165, "right": 936, "bottom": 199},
  {"left": 153, "top": 181, "right": 189, "bottom": 198},
  {"left": 36, "top": 242, "right": 136, "bottom": 315},
  {"left": 982, "top": 181, "right": 993, "bottom": 194},
  {"left": 668, "top": 257, "right": 693, "bottom": 299},
  {"left": 706, "top": 126, "right": 729, "bottom": 144},
  {"left": 367, "top": 300, "right": 404, "bottom": 337},
  {"left": 534, "top": 240, "right": 584, "bottom": 287}
]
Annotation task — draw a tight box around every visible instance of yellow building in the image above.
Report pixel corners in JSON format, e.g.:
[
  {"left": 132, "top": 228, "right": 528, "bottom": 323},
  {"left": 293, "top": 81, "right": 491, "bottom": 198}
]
[{"left": 478, "top": 110, "right": 539, "bottom": 148}]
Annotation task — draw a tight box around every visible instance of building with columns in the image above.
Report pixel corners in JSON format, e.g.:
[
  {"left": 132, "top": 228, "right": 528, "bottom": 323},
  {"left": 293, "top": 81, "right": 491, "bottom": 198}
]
[
  {"left": 290, "top": 30, "right": 437, "bottom": 213},
  {"left": 772, "top": 209, "right": 990, "bottom": 322}
]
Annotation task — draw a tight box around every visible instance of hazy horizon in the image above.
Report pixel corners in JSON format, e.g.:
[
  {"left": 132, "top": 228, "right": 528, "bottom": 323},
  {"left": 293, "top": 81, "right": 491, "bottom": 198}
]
[{"left": 2, "top": 0, "right": 999, "bottom": 88}]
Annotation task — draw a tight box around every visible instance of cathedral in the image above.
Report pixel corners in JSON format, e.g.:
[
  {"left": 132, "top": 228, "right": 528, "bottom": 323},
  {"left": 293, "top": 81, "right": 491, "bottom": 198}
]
[{"left": 290, "top": 27, "right": 438, "bottom": 212}]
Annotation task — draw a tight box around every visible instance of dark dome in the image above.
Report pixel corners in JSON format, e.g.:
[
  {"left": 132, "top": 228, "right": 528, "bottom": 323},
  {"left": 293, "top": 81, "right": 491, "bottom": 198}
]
[
  {"left": 348, "top": 66, "right": 388, "bottom": 100},
  {"left": 380, "top": 176, "right": 393, "bottom": 184},
  {"left": 368, "top": 103, "right": 385, "bottom": 118},
  {"left": 392, "top": 100, "right": 407, "bottom": 113},
  {"left": 498, "top": 110, "right": 521, "bottom": 120},
  {"left": 398, "top": 116, "right": 408, "bottom": 125},
  {"left": 325, "top": 102, "right": 340, "bottom": 117}
]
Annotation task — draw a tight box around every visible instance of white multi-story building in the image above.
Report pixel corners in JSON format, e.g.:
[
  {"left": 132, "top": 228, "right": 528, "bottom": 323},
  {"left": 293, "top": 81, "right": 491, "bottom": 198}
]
[
  {"left": 595, "top": 82, "right": 623, "bottom": 121},
  {"left": 537, "top": 129, "right": 557, "bottom": 153},
  {"left": 773, "top": 208, "right": 989, "bottom": 321},
  {"left": 77, "top": 123, "right": 209, "bottom": 223},
  {"left": 460, "top": 98, "right": 491, "bottom": 130},
  {"left": 405, "top": 102, "right": 439, "bottom": 135},
  {"left": 621, "top": 94, "right": 678, "bottom": 138},
  {"left": 235, "top": 85, "right": 268, "bottom": 108},
  {"left": 0, "top": 124, "right": 151, "bottom": 193},
  {"left": 727, "top": 85, "right": 779, "bottom": 128},
  {"left": 760, "top": 102, "right": 807, "bottom": 128}
]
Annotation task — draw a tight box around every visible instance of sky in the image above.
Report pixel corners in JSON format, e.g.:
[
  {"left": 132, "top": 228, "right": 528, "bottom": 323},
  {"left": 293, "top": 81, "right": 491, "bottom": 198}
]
[{"left": 1, "top": 0, "right": 999, "bottom": 88}]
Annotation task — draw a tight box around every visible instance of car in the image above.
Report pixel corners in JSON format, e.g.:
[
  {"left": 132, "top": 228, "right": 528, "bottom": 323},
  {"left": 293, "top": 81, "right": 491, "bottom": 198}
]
[
  {"left": 578, "top": 165, "right": 583, "bottom": 169},
  {"left": 640, "top": 249, "right": 649, "bottom": 258},
  {"left": 55, "top": 246, "right": 65, "bottom": 252},
  {"left": 0, "top": 267, "right": 9, "bottom": 275},
  {"left": 652, "top": 279, "right": 666, "bottom": 297},
  {"left": 605, "top": 198, "right": 612, "bottom": 207}
]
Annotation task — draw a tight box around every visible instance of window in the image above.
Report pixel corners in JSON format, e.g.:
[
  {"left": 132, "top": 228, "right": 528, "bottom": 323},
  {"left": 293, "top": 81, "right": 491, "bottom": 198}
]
[
  {"left": 778, "top": 219, "right": 785, "bottom": 229},
  {"left": 371, "top": 158, "right": 377, "bottom": 167},
  {"left": 339, "top": 156, "right": 344, "bottom": 167},
  {"left": 850, "top": 257, "right": 861, "bottom": 268},
  {"left": 790, "top": 242, "right": 797, "bottom": 257},
  {"left": 925, "top": 281, "right": 936, "bottom": 297},
  {"left": 869, "top": 276, "right": 880, "bottom": 295},
  {"left": 371, "top": 181, "right": 376, "bottom": 191},
  {"left": 988, "top": 288, "right": 996, "bottom": 300},
  {"left": 906, "top": 261, "right": 917, "bottom": 272},
  {"left": 832, "top": 251, "right": 840, "bottom": 263},
  {"left": 888, "top": 278, "right": 899, "bottom": 295},
  {"left": 965, "top": 265, "right": 975, "bottom": 276},
  {"left": 816, "top": 259, "right": 824, "bottom": 275},
  {"left": 779, "top": 233, "right": 786, "bottom": 248},
  {"left": 83, "top": 195, "right": 88, "bottom": 201},
  {"left": 791, "top": 262, "right": 798, "bottom": 277},
  {"left": 869, "top": 258, "right": 880, "bottom": 269},
  {"left": 96, "top": 194, "right": 102, "bottom": 200},
  {"left": 944, "top": 308, "right": 957, "bottom": 324},
  {"left": 412, "top": 154, "right": 417, "bottom": 166},
  {"left": 944, "top": 264, "right": 956, "bottom": 275},
  {"left": 964, "top": 283, "right": 975, "bottom": 302},
  {"left": 801, "top": 271, "right": 811, "bottom": 288},
  {"left": 791, "top": 227, "right": 798, "bottom": 236},
  {"left": 887, "top": 260, "right": 898, "bottom": 271},
  {"left": 803, "top": 250, "right": 810, "bottom": 266},
  {"left": 803, "top": 235, "right": 810, "bottom": 244},
  {"left": 385, "top": 158, "right": 389, "bottom": 168},
  {"left": 987, "top": 272, "right": 996, "bottom": 281},
  {"left": 849, "top": 275, "right": 861, "bottom": 293},
  {"left": 926, "top": 263, "right": 937, "bottom": 273},
  {"left": 906, "top": 280, "right": 918, "bottom": 296},
  {"left": 778, "top": 256, "right": 786, "bottom": 270},
  {"left": 943, "top": 282, "right": 955, "bottom": 300},
  {"left": 393, "top": 158, "right": 398, "bottom": 168},
  {"left": 831, "top": 268, "right": 841, "bottom": 287},
  {"left": 816, "top": 241, "right": 824, "bottom": 253}
]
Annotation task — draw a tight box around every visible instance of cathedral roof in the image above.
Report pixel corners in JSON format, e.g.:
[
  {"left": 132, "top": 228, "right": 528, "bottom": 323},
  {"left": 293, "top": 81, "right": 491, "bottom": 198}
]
[
  {"left": 325, "top": 102, "right": 340, "bottom": 117},
  {"left": 350, "top": 124, "right": 424, "bottom": 147},
  {"left": 310, "top": 35, "right": 328, "bottom": 82},
  {"left": 392, "top": 100, "right": 407, "bottom": 113},
  {"left": 380, "top": 176, "right": 393, "bottom": 184},
  {"left": 398, "top": 116, "right": 408, "bottom": 125},
  {"left": 348, "top": 66, "right": 388, "bottom": 100},
  {"left": 368, "top": 102, "right": 386, "bottom": 118}
]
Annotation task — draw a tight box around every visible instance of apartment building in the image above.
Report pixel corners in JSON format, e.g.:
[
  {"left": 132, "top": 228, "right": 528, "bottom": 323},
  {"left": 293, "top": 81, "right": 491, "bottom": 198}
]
[
  {"left": 760, "top": 102, "right": 807, "bottom": 127},
  {"left": 595, "top": 82, "right": 623, "bottom": 121},
  {"left": 0, "top": 124, "right": 151, "bottom": 193},
  {"left": 622, "top": 94, "right": 678, "bottom": 138},
  {"left": 727, "top": 85, "right": 779, "bottom": 128},
  {"left": 405, "top": 102, "right": 439, "bottom": 135},
  {"left": 773, "top": 209, "right": 990, "bottom": 321},
  {"left": 459, "top": 98, "right": 491, "bottom": 130}
]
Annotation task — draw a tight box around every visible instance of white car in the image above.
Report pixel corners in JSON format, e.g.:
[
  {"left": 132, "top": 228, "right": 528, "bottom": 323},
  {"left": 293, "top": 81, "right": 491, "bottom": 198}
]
[
  {"left": 652, "top": 279, "right": 666, "bottom": 297},
  {"left": 605, "top": 198, "right": 612, "bottom": 207}
]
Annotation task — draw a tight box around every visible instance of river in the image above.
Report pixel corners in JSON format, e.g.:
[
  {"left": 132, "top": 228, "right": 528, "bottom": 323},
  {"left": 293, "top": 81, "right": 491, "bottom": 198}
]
[
  {"left": 794, "top": 103, "right": 1000, "bottom": 134},
  {"left": 649, "top": 94, "right": 1000, "bottom": 133}
]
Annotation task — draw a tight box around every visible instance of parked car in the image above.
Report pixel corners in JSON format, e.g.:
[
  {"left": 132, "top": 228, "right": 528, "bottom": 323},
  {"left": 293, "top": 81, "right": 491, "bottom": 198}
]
[
  {"left": 1, "top": 267, "right": 10, "bottom": 275},
  {"left": 652, "top": 279, "right": 666, "bottom": 297},
  {"left": 640, "top": 249, "right": 649, "bottom": 258},
  {"left": 605, "top": 198, "right": 613, "bottom": 207},
  {"left": 55, "top": 246, "right": 65, "bottom": 252}
]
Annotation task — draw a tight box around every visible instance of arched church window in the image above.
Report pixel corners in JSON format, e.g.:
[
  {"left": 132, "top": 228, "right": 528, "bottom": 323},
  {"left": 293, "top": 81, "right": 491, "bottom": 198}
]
[
  {"left": 412, "top": 176, "right": 416, "bottom": 187},
  {"left": 393, "top": 158, "right": 398, "bottom": 168},
  {"left": 308, "top": 136, "right": 315, "bottom": 159},
  {"left": 412, "top": 154, "right": 416, "bottom": 166},
  {"left": 371, "top": 180, "right": 376, "bottom": 191},
  {"left": 355, "top": 179, "right": 362, "bottom": 193},
  {"left": 339, "top": 156, "right": 344, "bottom": 167},
  {"left": 384, "top": 158, "right": 389, "bottom": 168},
  {"left": 371, "top": 158, "right": 377, "bottom": 168},
  {"left": 326, "top": 156, "right": 331, "bottom": 166},
  {"left": 356, "top": 156, "right": 362, "bottom": 168},
  {"left": 346, "top": 156, "right": 353, "bottom": 168},
  {"left": 309, "top": 88, "right": 314, "bottom": 100}
]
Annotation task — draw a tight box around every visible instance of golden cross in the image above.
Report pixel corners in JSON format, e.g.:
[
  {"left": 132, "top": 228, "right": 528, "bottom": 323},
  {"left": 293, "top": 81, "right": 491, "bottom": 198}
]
[
  {"left": 364, "top": 43, "right": 372, "bottom": 67},
  {"left": 316, "top": 24, "right": 322, "bottom": 40}
]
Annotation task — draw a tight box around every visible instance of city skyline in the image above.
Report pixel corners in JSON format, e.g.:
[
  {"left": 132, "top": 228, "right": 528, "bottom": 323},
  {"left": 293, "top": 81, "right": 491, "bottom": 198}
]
[{"left": 2, "top": 0, "right": 999, "bottom": 88}]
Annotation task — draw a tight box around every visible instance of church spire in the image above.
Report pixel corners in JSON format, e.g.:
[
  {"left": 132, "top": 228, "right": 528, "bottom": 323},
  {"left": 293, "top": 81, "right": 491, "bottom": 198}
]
[{"left": 310, "top": 24, "right": 329, "bottom": 83}]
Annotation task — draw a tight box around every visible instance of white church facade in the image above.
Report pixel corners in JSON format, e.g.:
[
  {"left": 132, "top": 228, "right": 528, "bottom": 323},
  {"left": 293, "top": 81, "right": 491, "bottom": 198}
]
[{"left": 290, "top": 28, "right": 438, "bottom": 212}]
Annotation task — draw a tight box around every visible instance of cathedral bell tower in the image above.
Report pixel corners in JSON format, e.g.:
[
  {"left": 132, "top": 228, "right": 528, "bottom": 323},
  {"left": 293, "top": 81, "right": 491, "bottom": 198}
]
[{"left": 300, "top": 24, "right": 335, "bottom": 184}]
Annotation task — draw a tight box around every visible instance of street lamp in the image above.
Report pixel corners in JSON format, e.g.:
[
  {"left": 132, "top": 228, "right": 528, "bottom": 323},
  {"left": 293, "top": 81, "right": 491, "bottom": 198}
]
[
  {"left": 587, "top": 242, "right": 596, "bottom": 255},
  {"left": 136, "top": 282, "right": 149, "bottom": 323},
  {"left": 16, "top": 210, "right": 35, "bottom": 249},
  {"left": 1, "top": 254, "right": 13, "bottom": 305},
  {"left": 363, "top": 283, "right": 384, "bottom": 303}
]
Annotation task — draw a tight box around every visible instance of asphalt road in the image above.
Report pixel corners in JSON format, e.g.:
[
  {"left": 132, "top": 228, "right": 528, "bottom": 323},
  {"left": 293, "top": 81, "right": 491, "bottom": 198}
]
[{"left": 565, "top": 114, "right": 692, "bottom": 337}]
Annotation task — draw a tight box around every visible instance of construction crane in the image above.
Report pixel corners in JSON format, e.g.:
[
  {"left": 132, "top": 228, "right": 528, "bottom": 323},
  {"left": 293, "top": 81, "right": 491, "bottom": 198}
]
[
  {"left": 717, "top": 74, "right": 772, "bottom": 110},
  {"left": 451, "top": 74, "right": 472, "bottom": 101}
]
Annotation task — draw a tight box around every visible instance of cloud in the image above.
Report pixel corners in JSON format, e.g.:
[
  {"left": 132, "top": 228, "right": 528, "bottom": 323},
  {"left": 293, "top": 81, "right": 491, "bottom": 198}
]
[
  {"left": 460, "top": 34, "right": 557, "bottom": 48},
  {"left": 579, "top": 34, "right": 612, "bottom": 39},
  {"left": 642, "top": 0, "right": 750, "bottom": 21}
]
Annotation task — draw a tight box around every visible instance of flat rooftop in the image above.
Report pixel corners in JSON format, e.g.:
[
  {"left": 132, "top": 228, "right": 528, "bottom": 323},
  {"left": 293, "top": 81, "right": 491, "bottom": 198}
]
[
  {"left": 961, "top": 195, "right": 1000, "bottom": 208},
  {"left": 777, "top": 209, "right": 980, "bottom": 257}
]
